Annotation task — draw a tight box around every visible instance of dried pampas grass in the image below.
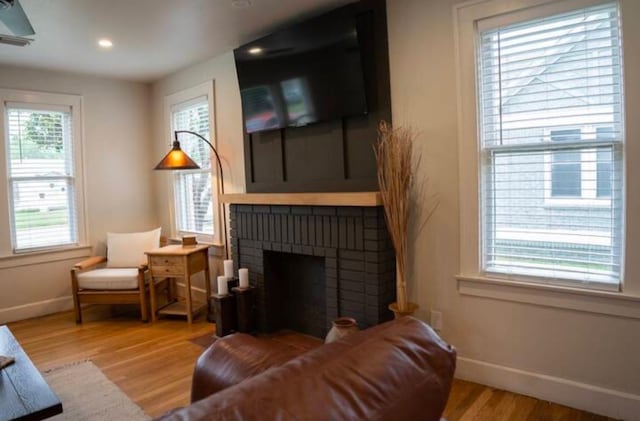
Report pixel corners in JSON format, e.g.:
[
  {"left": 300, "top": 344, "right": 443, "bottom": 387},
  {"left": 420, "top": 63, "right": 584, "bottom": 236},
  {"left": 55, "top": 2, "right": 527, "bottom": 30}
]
[{"left": 375, "top": 121, "right": 435, "bottom": 313}]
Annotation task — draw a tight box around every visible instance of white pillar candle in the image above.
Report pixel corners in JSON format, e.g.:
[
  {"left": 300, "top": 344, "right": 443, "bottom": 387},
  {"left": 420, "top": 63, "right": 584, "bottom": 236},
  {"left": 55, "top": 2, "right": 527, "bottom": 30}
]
[
  {"left": 217, "top": 275, "right": 228, "bottom": 296},
  {"left": 223, "top": 259, "right": 234, "bottom": 279},
  {"left": 239, "top": 268, "right": 249, "bottom": 288}
]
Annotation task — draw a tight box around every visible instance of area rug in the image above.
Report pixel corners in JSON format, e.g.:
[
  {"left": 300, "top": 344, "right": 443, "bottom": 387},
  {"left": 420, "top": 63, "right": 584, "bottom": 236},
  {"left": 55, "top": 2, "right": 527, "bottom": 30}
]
[{"left": 43, "top": 361, "right": 150, "bottom": 421}]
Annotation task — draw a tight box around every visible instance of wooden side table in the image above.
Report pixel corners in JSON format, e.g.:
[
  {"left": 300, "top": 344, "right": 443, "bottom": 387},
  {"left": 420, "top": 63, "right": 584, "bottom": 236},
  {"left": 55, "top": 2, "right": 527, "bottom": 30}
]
[{"left": 146, "top": 244, "right": 211, "bottom": 323}]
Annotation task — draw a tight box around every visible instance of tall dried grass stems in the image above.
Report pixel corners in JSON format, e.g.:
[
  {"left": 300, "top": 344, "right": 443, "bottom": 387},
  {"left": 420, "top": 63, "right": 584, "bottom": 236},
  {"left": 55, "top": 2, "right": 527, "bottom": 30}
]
[{"left": 375, "top": 121, "right": 436, "bottom": 312}]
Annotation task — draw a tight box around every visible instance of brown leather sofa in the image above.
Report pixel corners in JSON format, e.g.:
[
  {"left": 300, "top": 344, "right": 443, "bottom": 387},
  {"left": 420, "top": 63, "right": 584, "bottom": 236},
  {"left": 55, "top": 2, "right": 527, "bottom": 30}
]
[{"left": 157, "top": 316, "right": 456, "bottom": 421}]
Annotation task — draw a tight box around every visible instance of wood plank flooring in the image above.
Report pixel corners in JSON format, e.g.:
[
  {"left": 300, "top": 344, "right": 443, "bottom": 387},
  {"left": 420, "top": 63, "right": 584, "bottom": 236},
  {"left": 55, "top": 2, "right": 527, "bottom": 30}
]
[
  {"left": 7, "top": 307, "right": 213, "bottom": 417},
  {"left": 6, "top": 307, "right": 616, "bottom": 420}
]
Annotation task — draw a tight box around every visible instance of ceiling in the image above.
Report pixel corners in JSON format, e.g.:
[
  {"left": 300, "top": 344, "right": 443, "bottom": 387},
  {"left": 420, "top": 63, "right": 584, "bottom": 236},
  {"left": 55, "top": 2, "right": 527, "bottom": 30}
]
[{"left": 0, "top": 0, "right": 353, "bottom": 83}]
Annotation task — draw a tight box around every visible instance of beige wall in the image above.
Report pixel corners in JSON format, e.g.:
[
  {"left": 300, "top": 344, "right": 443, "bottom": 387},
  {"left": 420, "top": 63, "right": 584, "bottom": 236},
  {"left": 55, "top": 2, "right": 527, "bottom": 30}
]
[
  {"left": 387, "top": 0, "right": 640, "bottom": 418},
  {"left": 0, "top": 65, "right": 156, "bottom": 323},
  {"left": 150, "top": 1, "right": 640, "bottom": 417}
]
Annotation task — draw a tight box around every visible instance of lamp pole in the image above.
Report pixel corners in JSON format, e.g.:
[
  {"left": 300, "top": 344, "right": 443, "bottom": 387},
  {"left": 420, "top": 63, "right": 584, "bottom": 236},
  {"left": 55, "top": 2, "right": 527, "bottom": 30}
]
[{"left": 172, "top": 130, "right": 229, "bottom": 259}]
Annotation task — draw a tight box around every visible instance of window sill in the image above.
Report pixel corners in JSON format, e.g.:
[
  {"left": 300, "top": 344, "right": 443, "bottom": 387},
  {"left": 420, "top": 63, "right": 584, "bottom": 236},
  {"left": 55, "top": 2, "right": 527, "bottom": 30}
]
[
  {"left": 0, "top": 245, "right": 92, "bottom": 270},
  {"left": 199, "top": 242, "right": 226, "bottom": 258},
  {"left": 456, "top": 274, "right": 640, "bottom": 319}
]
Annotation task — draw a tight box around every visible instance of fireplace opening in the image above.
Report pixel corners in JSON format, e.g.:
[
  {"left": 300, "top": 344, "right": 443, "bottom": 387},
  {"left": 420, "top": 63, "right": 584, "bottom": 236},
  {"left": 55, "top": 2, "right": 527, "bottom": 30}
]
[{"left": 263, "top": 251, "right": 327, "bottom": 338}]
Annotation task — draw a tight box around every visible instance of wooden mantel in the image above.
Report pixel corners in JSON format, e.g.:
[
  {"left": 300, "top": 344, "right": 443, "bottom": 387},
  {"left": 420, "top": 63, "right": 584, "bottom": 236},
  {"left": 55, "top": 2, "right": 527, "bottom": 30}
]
[{"left": 220, "top": 192, "right": 382, "bottom": 207}]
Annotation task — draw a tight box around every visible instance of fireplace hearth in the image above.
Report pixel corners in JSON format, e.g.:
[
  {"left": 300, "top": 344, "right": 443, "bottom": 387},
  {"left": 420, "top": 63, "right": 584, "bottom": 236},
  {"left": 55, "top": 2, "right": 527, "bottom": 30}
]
[{"left": 230, "top": 203, "right": 396, "bottom": 338}]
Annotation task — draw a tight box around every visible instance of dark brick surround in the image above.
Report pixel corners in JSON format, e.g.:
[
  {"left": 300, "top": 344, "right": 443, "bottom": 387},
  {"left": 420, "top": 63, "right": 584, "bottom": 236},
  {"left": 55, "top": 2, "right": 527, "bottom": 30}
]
[{"left": 229, "top": 204, "right": 396, "bottom": 337}]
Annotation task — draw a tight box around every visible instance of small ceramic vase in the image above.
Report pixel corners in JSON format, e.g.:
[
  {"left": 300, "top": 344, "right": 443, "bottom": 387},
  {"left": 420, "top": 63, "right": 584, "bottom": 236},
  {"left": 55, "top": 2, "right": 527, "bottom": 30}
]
[{"left": 325, "top": 317, "right": 359, "bottom": 343}]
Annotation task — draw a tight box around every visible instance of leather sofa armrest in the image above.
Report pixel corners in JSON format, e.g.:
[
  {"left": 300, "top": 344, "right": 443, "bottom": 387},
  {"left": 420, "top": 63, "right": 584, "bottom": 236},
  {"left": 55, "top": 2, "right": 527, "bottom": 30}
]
[{"left": 191, "top": 333, "right": 304, "bottom": 403}]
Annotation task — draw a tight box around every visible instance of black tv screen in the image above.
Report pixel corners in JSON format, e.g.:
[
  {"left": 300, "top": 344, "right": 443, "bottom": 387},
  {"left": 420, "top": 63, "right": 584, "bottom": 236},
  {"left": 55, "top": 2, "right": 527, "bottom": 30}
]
[{"left": 234, "top": 10, "right": 368, "bottom": 134}]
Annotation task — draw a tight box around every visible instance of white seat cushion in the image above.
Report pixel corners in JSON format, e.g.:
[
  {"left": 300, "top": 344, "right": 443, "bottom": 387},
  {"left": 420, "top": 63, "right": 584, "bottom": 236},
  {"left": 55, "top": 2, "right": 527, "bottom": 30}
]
[{"left": 77, "top": 268, "right": 145, "bottom": 290}]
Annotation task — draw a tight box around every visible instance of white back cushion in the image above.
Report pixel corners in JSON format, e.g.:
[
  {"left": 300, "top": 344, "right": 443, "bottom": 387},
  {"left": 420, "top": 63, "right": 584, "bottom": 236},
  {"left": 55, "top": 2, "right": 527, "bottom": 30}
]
[{"left": 106, "top": 228, "right": 161, "bottom": 268}]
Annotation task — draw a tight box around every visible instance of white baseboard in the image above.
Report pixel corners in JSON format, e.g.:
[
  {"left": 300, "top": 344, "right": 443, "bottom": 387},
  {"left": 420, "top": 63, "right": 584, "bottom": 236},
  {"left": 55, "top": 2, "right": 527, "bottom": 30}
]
[
  {"left": 0, "top": 296, "right": 73, "bottom": 324},
  {"left": 456, "top": 356, "right": 640, "bottom": 420}
]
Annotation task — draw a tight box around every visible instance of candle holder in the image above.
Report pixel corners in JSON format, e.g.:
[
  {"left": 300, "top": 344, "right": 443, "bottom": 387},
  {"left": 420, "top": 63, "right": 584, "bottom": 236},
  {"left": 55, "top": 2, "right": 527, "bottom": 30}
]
[
  {"left": 227, "top": 277, "right": 239, "bottom": 291},
  {"left": 212, "top": 293, "right": 236, "bottom": 337},
  {"left": 232, "top": 286, "right": 256, "bottom": 333}
]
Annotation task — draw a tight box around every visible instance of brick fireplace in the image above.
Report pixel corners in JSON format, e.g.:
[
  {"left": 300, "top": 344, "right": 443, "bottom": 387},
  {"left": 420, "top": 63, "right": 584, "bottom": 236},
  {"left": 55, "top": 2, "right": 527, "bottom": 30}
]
[{"left": 227, "top": 194, "right": 396, "bottom": 338}]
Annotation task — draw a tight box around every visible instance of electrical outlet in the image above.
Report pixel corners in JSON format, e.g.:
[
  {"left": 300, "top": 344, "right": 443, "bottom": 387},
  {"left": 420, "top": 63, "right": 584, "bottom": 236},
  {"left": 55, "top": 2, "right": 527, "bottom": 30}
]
[{"left": 430, "top": 310, "right": 443, "bottom": 331}]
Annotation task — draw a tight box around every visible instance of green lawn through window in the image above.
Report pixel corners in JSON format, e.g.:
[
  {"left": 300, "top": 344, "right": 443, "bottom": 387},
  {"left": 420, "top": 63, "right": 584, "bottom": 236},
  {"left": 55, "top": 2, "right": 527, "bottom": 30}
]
[{"left": 14, "top": 209, "right": 68, "bottom": 229}]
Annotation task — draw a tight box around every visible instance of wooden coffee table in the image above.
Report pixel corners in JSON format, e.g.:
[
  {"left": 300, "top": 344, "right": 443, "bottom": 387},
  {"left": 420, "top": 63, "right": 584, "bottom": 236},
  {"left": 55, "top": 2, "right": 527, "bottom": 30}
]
[{"left": 0, "top": 326, "right": 62, "bottom": 421}]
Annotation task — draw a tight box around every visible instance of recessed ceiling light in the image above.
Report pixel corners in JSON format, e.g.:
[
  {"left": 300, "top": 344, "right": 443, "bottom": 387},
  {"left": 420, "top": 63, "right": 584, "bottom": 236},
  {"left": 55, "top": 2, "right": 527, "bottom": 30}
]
[
  {"left": 98, "top": 38, "right": 113, "bottom": 49},
  {"left": 248, "top": 47, "right": 263, "bottom": 55},
  {"left": 231, "top": 0, "right": 251, "bottom": 8}
]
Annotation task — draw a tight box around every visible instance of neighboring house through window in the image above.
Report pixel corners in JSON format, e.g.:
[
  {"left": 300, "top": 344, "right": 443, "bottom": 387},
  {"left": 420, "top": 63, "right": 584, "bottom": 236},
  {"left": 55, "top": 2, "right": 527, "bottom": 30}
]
[
  {"left": 545, "top": 126, "right": 615, "bottom": 203},
  {"left": 550, "top": 128, "right": 582, "bottom": 197},
  {"left": 0, "top": 90, "right": 86, "bottom": 252}
]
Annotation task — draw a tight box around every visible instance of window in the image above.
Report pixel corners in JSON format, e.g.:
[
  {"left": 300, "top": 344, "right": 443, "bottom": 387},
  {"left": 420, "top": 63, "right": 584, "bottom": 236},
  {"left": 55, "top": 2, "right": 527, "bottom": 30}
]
[
  {"left": 476, "top": 2, "right": 624, "bottom": 288},
  {"left": 172, "top": 98, "right": 212, "bottom": 236},
  {"left": 164, "top": 82, "right": 218, "bottom": 244},
  {"left": 1, "top": 91, "right": 85, "bottom": 252}
]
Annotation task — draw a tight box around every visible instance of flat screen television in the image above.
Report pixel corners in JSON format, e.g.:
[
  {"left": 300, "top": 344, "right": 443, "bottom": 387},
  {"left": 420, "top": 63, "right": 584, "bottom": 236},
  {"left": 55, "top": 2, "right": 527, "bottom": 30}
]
[{"left": 234, "top": 8, "right": 368, "bottom": 134}]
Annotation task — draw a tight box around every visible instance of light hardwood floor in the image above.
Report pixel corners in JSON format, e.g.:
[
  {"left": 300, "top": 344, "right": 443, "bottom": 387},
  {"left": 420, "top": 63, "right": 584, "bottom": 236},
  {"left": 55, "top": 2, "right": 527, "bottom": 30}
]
[{"left": 7, "top": 307, "right": 615, "bottom": 420}]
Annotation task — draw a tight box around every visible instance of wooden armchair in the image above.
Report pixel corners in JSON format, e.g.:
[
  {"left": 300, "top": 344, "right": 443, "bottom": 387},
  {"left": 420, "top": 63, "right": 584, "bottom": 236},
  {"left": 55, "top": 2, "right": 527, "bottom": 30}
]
[{"left": 70, "top": 228, "right": 162, "bottom": 324}]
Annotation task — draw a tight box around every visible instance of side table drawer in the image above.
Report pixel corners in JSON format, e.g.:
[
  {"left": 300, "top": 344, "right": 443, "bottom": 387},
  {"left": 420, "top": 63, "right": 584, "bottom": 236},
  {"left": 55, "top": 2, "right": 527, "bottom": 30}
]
[
  {"left": 150, "top": 265, "right": 185, "bottom": 276},
  {"left": 150, "top": 256, "right": 182, "bottom": 267}
]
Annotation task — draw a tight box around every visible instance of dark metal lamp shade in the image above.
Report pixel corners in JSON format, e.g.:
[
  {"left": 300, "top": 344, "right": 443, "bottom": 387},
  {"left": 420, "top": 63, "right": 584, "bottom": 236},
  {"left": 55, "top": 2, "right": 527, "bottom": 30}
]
[{"left": 154, "top": 140, "right": 201, "bottom": 170}]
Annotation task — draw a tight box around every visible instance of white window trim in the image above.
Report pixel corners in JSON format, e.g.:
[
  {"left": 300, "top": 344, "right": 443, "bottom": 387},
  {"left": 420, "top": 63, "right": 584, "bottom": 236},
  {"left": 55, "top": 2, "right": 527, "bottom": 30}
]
[
  {"left": 0, "top": 89, "right": 88, "bottom": 257},
  {"left": 163, "top": 81, "right": 220, "bottom": 245},
  {"left": 454, "top": 0, "right": 640, "bottom": 315}
]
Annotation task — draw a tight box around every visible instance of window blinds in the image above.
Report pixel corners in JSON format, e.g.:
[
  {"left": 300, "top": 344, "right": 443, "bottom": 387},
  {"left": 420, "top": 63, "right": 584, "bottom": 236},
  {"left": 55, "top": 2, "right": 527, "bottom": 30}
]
[
  {"left": 6, "top": 105, "right": 78, "bottom": 251},
  {"left": 171, "top": 98, "right": 213, "bottom": 236},
  {"left": 477, "top": 3, "right": 624, "bottom": 288}
]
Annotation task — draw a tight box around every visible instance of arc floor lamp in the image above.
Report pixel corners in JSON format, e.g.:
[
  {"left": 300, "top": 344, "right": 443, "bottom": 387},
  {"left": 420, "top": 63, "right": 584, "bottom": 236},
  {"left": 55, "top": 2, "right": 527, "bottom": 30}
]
[{"left": 154, "top": 130, "right": 229, "bottom": 259}]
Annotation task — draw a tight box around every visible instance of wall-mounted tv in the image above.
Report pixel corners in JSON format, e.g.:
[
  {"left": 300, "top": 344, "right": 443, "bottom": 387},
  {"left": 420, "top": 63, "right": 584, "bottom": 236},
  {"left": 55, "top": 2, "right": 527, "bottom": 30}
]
[{"left": 234, "top": 7, "right": 368, "bottom": 134}]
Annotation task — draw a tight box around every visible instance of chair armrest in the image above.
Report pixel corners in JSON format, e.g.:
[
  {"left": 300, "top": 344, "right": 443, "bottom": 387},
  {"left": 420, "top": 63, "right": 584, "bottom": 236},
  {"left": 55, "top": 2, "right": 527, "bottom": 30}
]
[
  {"left": 138, "top": 263, "right": 149, "bottom": 271},
  {"left": 73, "top": 256, "right": 107, "bottom": 270}
]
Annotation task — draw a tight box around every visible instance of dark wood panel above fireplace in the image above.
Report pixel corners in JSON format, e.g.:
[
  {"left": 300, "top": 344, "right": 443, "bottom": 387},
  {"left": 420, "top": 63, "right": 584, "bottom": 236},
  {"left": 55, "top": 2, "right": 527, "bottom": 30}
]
[{"left": 243, "top": 0, "right": 391, "bottom": 193}]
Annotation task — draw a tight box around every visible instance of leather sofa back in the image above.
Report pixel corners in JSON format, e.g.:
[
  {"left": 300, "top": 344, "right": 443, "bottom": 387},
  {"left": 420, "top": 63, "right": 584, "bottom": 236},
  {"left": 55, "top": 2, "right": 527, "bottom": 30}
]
[{"left": 160, "top": 316, "right": 456, "bottom": 421}]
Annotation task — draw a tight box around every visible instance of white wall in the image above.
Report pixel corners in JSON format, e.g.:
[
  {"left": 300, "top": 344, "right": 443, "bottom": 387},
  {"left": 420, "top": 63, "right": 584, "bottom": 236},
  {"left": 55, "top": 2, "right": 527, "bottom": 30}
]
[
  {"left": 387, "top": 0, "right": 640, "bottom": 418},
  {"left": 0, "top": 65, "right": 156, "bottom": 323}
]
